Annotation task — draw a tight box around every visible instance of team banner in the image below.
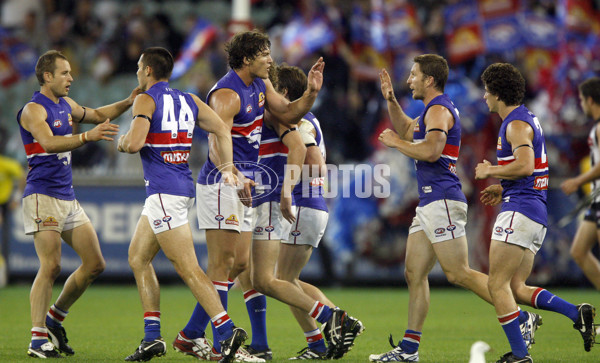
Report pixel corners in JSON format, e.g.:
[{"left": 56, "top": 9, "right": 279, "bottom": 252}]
[
  {"left": 482, "top": 16, "right": 524, "bottom": 53},
  {"left": 171, "top": 18, "right": 217, "bottom": 80}
]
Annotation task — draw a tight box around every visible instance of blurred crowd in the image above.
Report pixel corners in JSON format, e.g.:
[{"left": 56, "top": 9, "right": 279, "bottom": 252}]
[{"left": 1, "top": 0, "right": 600, "bottom": 280}]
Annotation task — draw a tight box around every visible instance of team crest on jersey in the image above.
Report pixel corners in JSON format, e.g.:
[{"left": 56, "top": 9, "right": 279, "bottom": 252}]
[
  {"left": 42, "top": 216, "right": 59, "bottom": 227},
  {"left": 53, "top": 120, "right": 62, "bottom": 128},
  {"left": 215, "top": 214, "right": 224, "bottom": 221},
  {"left": 246, "top": 104, "right": 253, "bottom": 113},
  {"left": 291, "top": 230, "right": 301, "bottom": 237},
  {"left": 497, "top": 137, "right": 502, "bottom": 150},
  {"left": 68, "top": 113, "right": 73, "bottom": 126},
  {"left": 258, "top": 92, "right": 265, "bottom": 107},
  {"left": 225, "top": 214, "right": 239, "bottom": 226},
  {"left": 248, "top": 127, "right": 262, "bottom": 149},
  {"left": 448, "top": 162, "right": 457, "bottom": 174},
  {"left": 447, "top": 224, "right": 456, "bottom": 231},
  {"left": 162, "top": 216, "right": 172, "bottom": 223},
  {"left": 504, "top": 228, "right": 514, "bottom": 234},
  {"left": 265, "top": 226, "right": 274, "bottom": 232}
]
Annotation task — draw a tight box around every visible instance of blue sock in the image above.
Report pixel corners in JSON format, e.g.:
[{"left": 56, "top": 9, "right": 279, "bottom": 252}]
[
  {"left": 305, "top": 328, "right": 326, "bottom": 353},
  {"left": 212, "top": 312, "right": 234, "bottom": 348},
  {"left": 499, "top": 310, "right": 528, "bottom": 358},
  {"left": 310, "top": 302, "right": 333, "bottom": 324},
  {"left": 244, "top": 289, "right": 269, "bottom": 350},
  {"left": 143, "top": 311, "right": 161, "bottom": 341},
  {"left": 518, "top": 309, "right": 528, "bottom": 324},
  {"left": 182, "top": 303, "right": 210, "bottom": 339},
  {"left": 211, "top": 282, "right": 229, "bottom": 352},
  {"left": 399, "top": 330, "right": 421, "bottom": 354},
  {"left": 46, "top": 304, "right": 68, "bottom": 329},
  {"left": 31, "top": 327, "right": 49, "bottom": 349},
  {"left": 532, "top": 288, "right": 578, "bottom": 322}
]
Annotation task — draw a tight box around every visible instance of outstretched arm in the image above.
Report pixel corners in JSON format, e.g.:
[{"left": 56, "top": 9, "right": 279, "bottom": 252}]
[
  {"left": 265, "top": 57, "right": 325, "bottom": 124},
  {"left": 380, "top": 68, "right": 416, "bottom": 141},
  {"left": 66, "top": 87, "right": 143, "bottom": 124}
]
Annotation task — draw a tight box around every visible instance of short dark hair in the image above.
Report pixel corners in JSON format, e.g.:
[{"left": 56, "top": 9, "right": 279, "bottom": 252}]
[
  {"left": 579, "top": 77, "right": 600, "bottom": 105},
  {"left": 225, "top": 30, "right": 271, "bottom": 70},
  {"left": 35, "top": 50, "right": 68, "bottom": 86},
  {"left": 141, "top": 47, "right": 174, "bottom": 80},
  {"left": 413, "top": 54, "right": 448, "bottom": 92},
  {"left": 271, "top": 64, "right": 307, "bottom": 101},
  {"left": 481, "top": 63, "right": 525, "bottom": 106}
]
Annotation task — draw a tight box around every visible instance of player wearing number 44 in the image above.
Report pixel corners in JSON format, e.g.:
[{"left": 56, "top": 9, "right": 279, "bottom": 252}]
[{"left": 118, "top": 47, "right": 248, "bottom": 363}]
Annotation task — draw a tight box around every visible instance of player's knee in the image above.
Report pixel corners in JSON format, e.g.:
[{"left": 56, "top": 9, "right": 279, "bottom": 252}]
[
  {"left": 88, "top": 257, "right": 106, "bottom": 278},
  {"left": 570, "top": 245, "right": 587, "bottom": 265},
  {"left": 128, "top": 253, "right": 146, "bottom": 272},
  {"left": 42, "top": 261, "right": 61, "bottom": 280},
  {"left": 252, "top": 276, "right": 273, "bottom": 296}
]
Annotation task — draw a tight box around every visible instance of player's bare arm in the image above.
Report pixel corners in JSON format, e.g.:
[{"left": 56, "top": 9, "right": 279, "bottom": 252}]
[
  {"left": 20, "top": 102, "right": 118, "bottom": 153},
  {"left": 276, "top": 121, "right": 306, "bottom": 223},
  {"left": 264, "top": 57, "right": 324, "bottom": 124},
  {"left": 191, "top": 93, "right": 237, "bottom": 184},
  {"left": 117, "top": 93, "right": 153, "bottom": 153},
  {"left": 561, "top": 125, "right": 600, "bottom": 195},
  {"left": 379, "top": 104, "right": 451, "bottom": 162},
  {"left": 209, "top": 88, "right": 254, "bottom": 205},
  {"left": 65, "top": 87, "right": 142, "bottom": 124},
  {"left": 380, "top": 68, "right": 416, "bottom": 141},
  {"left": 475, "top": 120, "right": 534, "bottom": 180}
]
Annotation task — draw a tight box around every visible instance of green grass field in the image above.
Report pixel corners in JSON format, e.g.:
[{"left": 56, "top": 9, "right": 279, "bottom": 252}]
[{"left": 0, "top": 285, "right": 598, "bottom": 362}]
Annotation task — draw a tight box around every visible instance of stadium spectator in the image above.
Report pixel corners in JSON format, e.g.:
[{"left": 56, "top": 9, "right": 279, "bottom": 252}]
[
  {"left": 477, "top": 63, "right": 596, "bottom": 362},
  {"left": 561, "top": 77, "right": 600, "bottom": 290},
  {"left": 117, "top": 46, "right": 247, "bottom": 363},
  {"left": 17, "top": 50, "right": 138, "bottom": 358}
]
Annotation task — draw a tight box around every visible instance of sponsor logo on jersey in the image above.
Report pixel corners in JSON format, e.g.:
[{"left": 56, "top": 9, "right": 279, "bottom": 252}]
[
  {"left": 42, "top": 216, "right": 59, "bottom": 227},
  {"left": 448, "top": 162, "right": 457, "bottom": 174},
  {"left": 153, "top": 219, "right": 162, "bottom": 226},
  {"left": 161, "top": 150, "right": 190, "bottom": 164},
  {"left": 422, "top": 186, "right": 432, "bottom": 193},
  {"left": 53, "top": 120, "right": 62, "bottom": 128},
  {"left": 246, "top": 104, "right": 253, "bottom": 113},
  {"left": 447, "top": 224, "right": 456, "bottom": 231},
  {"left": 225, "top": 214, "right": 239, "bottom": 226},
  {"left": 414, "top": 123, "right": 420, "bottom": 132},
  {"left": 68, "top": 113, "right": 73, "bottom": 126},
  {"left": 254, "top": 227, "right": 263, "bottom": 233},
  {"left": 533, "top": 175, "right": 548, "bottom": 190},
  {"left": 495, "top": 226, "right": 504, "bottom": 233},
  {"left": 215, "top": 214, "right": 224, "bottom": 221},
  {"left": 291, "top": 230, "right": 301, "bottom": 236},
  {"left": 497, "top": 137, "right": 502, "bottom": 150},
  {"left": 435, "top": 228, "right": 446, "bottom": 235},
  {"left": 162, "top": 216, "right": 172, "bottom": 222},
  {"left": 310, "top": 177, "right": 325, "bottom": 187},
  {"left": 504, "top": 228, "right": 514, "bottom": 234},
  {"left": 265, "top": 226, "right": 274, "bottom": 232},
  {"left": 258, "top": 92, "right": 265, "bottom": 107}
]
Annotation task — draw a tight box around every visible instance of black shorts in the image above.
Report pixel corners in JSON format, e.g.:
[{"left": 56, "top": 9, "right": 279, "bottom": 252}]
[{"left": 583, "top": 202, "right": 600, "bottom": 227}]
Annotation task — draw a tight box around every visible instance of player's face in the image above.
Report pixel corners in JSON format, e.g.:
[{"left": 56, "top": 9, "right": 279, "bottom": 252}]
[
  {"left": 48, "top": 59, "right": 73, "bottom": 98},
  {"left": 406, "top": 63, "right": 427, "bottom": 101},
  {"left": 579, "top": 91, "right": 592, "bottom": 118},
  {"left": 136, "top": 55, "right": 148, "bottom": 91},
  {"left": 248, "top": 48, "right": 273, "bottom": 80},
  {"left": 483, "top": 86, "right": 498, "bottom": 113}
]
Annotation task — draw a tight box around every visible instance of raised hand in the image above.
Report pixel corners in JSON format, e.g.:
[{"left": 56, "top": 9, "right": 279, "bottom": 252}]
[
  {"left": 88, "top": 119, "right": 119, "bottom": 142},
  {"left": 307, "top": 57, "right": 325, "bottom": 94},
  {"left": 380, "top": 69, "right": 396, "bottom": 102}
]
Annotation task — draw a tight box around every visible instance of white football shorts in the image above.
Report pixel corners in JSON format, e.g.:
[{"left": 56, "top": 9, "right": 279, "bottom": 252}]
[
  {"left": 282, "top": 206, "right": 328, "bottom": 248},
  {"left": 23, "top": 193, "right": 90, "bottom": 235},
  {"left": 196, "top": 183, "right": 254, "bottom": 232},
  {"left": 253, "top": 201, "right": 292, "bottom": 240},
  {"left": 141, "top": 193, "right": 194, "bottom": 235},
  {"left": 491, "top": 211, "right": 546, "bottom": 254},
  {"left": 409, "top": 199, "right": 467, "bottom": 243}
]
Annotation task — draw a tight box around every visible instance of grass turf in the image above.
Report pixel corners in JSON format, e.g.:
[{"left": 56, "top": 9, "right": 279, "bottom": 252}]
[{"left": 0, "top": 285, "right": 598, "bottom": 362}]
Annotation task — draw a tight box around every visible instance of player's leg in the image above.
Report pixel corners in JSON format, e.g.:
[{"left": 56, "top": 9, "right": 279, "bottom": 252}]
[
  {"left": 488, "top": 239, "right": 530, "bottom": 361},
  {"left": 28, "top": 230, "right": 63, "bottom": 358},
  {"left": 570, "top": 220, "right": 600, "bottom": 289},
  {"left": 432, "top": 236, "right": 492, "bottom": 303},
  {"left": 277, "top": 243, "right": 328, "bottom": 359}
]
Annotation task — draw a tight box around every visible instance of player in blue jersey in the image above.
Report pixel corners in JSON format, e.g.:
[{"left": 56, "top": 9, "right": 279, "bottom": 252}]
[
  {"left": 173, "top": 31, "right": 328, "bottom": 362},
  {"left": 117, "top": 47, "right": 246, "bottom": 363},
  {"left": 561, "top": 77, "right": 600, "bottom": 291},
  {"left": 248, "top": 64, "right": 364, "bottom": 360},
  {"left": 477, "top": 63, "right": 596, "bottom": 363},
  {"left": 370, "top": 54, "right": 524, "bottom": 363},
  {"left": 17, "top": 50, "right": 140, "bottom": 358}
]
